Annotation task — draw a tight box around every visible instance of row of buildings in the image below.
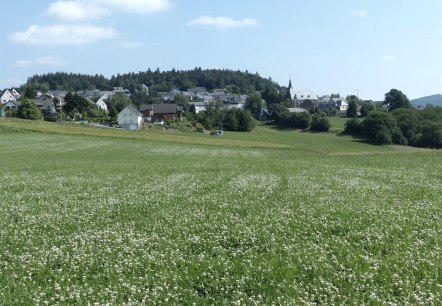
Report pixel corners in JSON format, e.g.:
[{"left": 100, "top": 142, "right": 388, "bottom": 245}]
[{"left": 1, "top": 81, "right": 352, "bottom": 129}]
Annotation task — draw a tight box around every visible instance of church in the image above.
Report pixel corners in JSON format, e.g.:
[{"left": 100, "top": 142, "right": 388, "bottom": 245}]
[{"left": 286, "top": 79, "right": 319, "bottom": 110}]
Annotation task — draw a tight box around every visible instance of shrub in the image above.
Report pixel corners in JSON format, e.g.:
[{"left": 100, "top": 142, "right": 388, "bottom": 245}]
[
  {"left": 310, "top": 113, "right": 330, "bottom": 132},
  {"left": 16, "top": 98, "right": 42, "bottom": 120},
  {"left": 362, "top": 111, "right": 403, "bottom": 144},
  {"left": 344, "top": 118, "right": 362, "bottom": 136},
  {"left": 418, "top": 122, "right": 442, "bottom": 148},
  {"left": 290, "top": 112, "right": 311, "bottom": 129}
]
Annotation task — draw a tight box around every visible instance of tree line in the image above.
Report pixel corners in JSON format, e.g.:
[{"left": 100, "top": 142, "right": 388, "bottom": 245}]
[
  {"left": 24, "top": 68, "right": 279, "bottom": 95},
  {"left": 344, "top": 89, "right": 442, "bottom": 148}
]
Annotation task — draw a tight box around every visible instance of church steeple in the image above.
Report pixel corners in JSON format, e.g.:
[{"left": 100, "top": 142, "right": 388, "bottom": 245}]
[{"left": 285, "top": 78, "right": 293, "bottom": 101}]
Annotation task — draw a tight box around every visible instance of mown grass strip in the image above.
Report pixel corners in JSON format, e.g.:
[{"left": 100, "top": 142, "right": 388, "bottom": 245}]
[{"left": 0, "top": 118, "right": 289, "bottom": 149}]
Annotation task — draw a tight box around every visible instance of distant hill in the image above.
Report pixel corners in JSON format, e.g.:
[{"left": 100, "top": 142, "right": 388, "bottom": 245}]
[{"left": 411, "top": 94, "right": 442, "bottom": 107}]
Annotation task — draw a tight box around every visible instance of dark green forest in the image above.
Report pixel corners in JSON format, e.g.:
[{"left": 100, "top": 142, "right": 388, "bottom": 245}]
[{"left": 24, "top": 68, "right": 279, "bottom": 94}]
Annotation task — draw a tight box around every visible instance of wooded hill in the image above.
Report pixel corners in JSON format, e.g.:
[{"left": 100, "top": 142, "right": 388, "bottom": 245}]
[{"left": 24, "top": 68, "right": 280, "bottom": 95}]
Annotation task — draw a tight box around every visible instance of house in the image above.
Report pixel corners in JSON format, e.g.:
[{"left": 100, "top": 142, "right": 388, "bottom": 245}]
[
  {"left": 96, "top": 94, "right": 110, "bottom": 112},
  {"left": 158, "top": 92, "right": 174, "bottom": 101},
  {"left": 12, "top": 89, "right": 21, "bottom": 99},
  {"left": 324, "top": 98, "right": 348, "bottom": 113},
  {"left": 33, "top": 95, "right": 56, "bottom": 114},
  {"left": 201, "top": 94, "right": 214, "bottom": 103},
  {"left": 211, "top": 92, "right": 228, "bottom": 102},
  {"left": 113, "top": 87, "right": 131, "bottom": 98},
  {"left": 47, "top": 90, "right": 68, "bottom": 107},
  {"left": 141, "top": 84, "right": 149, "bottom": 93},
  {"left": 181, "top": 91, "right": 195, "bottom": 100},
  {"left": 41, "top": 99, "right": 57, "bottom": 114},
  {"left": 223, "top": 94, "right": 245, "bottom": 109},
  {"left": 1, "top": 100, "right": 21, "bottom": 116},
  {"left": 80, "top": 89, "right": 101, "bottom": 99},
  {"left": 187, "top": 87, "right": 207, "bottom": 94},
  {"left": 33, "top": 95, "right": 50, "bottom": 108},
  {"left": 117, "top": 105, "right": 143, "bottom": 130},
  {"left": 1, "top": 89, "right": 16, "bottom": 104},
  {"left": 336, "top": 100, "right": 348, "bottom": 112},
  {"left": 139, "top": 103, "right": 183, "bottom": 123},
  {"left": 189, "top": 102, "right": 208, "bottom": 114}
]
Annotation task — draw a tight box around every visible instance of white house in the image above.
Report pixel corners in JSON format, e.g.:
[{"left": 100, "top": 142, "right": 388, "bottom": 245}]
[
  {"left": 12, "top": 89, "right": 21, "bottom": 99},
  {"left": 1, "top": 90, "right": 16, "bottom": 104},
  {"left": 117, "top": 105, "right": 143, "bottom": 130},
  {"left": 96, "top": 94, "right": 110, "bottom": 112},
  {"left": 189, "top": 102, "right": 208, "bottom": 114},
  {"left": 141, "top": 84, "right": 149, "bottom": 93}
]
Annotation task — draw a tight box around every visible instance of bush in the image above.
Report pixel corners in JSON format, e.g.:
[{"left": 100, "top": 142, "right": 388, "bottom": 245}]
[
  {"left": 5, "top": 109, "right": 17, "bottom": 118},
  {"left": 198, "top": 107, "right": 255, "bottom": 132},
  {"left": 362, "top": 111, "right": 403, "bottom": 144},
  {"left": 194, "top": 123, "right": 204, "bottom": 133},
  {"left": 418, "top": 122, "right": 442, "bottom": 148},
  {"left": 310, "top": 113, "right": 330, "bottom": 132},
  {"left": 391, "top": 108, "right": 420, "bottom": 145},
  {"left": 290, "top": 112, "right": 311, "bottom": 129},
  {"left": 16, "top": 98, "right": 42, "bottom": 120},
  {"left": 344, "top": 118, "right": 363, "bottom": 136}
]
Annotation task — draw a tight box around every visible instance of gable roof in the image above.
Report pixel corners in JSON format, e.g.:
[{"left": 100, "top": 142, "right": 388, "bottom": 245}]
[
  {"left": 139, "top": 103, "right": 179, "bottom": 114},
  {"left": 189, "top": 102, "right": 208, "bottom": 107},
  {"left": 119, "top": 104, "right": 143, "bottom": 117},
  {"left": 289, "top": 89, "right": 318, "bottom": 101},
  {"left": 3, "top": 100, "right": 21, "bottom": 107},
  {"left": 1, "top": 89, "right": 16, "bottom": 102},
  {"left": 33, "top": 95, "right": 54, "bottom": 107}
]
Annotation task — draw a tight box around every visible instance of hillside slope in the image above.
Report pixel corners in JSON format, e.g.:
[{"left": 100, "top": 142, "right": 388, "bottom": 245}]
[{"left": 411, "top": 94, "right": 442, "bottom": 107}]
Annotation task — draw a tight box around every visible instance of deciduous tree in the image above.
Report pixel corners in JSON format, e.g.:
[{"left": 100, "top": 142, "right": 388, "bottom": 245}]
[
  {"left": 16, "top": 98, "right": 42, "bottom": 120},
  {"left": 384, "top": 89, "right": 411, "bottom": 111},
  {"left": 244, "top": 93, "right": 262, "bottom": 116}
]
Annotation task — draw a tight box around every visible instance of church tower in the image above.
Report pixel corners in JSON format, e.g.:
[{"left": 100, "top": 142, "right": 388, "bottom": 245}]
[{"left": 285, "top": 78, "right": 293, "bottom": 101}]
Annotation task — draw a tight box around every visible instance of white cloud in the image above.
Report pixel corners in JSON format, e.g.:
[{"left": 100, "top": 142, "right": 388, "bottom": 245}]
[
  {"left": 114, "top": 41, "right": 144, "bottom": 48},
  {"left": 351, "top": 9, "right": 368, "bottom": 17},
  {"left": 47, "top": 0, "right": 171, "bottom": 20},
  {"left": 13, "top": 56, "right": 65, "bottom": 68},
  {"left": 187, "top": 16, "right": 259, "bottom": 29},
  {"left": 10, "top": 24, "right": 118, "bottom": 45},
  {"left": 47, "top": 1, "right": 107, "bottom": 20},
  {"left": 382, "top": 55, "right": 397, "bottom": 62}
]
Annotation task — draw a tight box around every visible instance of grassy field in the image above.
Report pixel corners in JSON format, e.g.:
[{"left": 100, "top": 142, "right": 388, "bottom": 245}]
[{"left": 0, "top": 118, "right": 441, "bottom": 305}]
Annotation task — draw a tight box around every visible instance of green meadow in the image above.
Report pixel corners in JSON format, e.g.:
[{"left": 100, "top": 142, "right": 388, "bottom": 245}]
[{"left": 0, "top": 118, "right": 441, "bottom": 305}]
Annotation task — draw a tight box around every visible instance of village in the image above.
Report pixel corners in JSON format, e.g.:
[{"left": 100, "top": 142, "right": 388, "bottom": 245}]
[{"left": 1, "top": 80, "right": 354, "bottom": 131}]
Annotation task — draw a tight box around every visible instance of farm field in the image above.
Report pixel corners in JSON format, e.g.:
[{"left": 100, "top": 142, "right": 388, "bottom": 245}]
[{"left": 0, "top": 118, "right": 441, "bottom": 305}]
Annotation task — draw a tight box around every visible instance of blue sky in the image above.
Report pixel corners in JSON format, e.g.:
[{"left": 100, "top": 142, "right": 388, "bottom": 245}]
[{"left": 1, "top": 0, "right": 441, "bottom": 100}]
